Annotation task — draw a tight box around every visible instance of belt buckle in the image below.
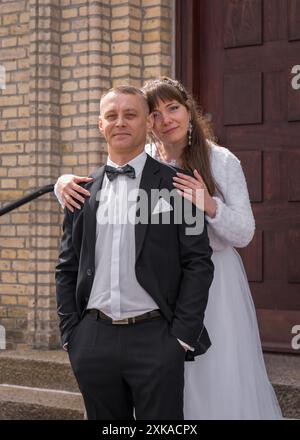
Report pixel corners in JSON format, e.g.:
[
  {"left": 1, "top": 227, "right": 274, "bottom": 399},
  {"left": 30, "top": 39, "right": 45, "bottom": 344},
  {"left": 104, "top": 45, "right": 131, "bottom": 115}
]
[{"left": 112, "top": 318, "right": 129, "bottom": 325}]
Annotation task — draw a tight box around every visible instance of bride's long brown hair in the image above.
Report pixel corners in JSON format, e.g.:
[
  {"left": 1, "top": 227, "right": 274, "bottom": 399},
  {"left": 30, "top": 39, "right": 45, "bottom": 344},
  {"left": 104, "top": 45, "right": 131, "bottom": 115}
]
[{"left": 142, "top": 77, "right": 222, "bottom": 198}]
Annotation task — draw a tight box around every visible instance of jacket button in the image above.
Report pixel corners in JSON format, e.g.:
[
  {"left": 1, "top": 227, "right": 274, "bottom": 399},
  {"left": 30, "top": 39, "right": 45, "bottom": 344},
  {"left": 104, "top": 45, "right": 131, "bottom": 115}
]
[{"left": 87, "top": 268, "right": 93, "bottom": 276}]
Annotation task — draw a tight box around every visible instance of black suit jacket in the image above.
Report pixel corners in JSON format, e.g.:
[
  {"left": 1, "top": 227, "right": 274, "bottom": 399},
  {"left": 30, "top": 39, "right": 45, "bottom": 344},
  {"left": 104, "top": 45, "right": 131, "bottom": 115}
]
[{"left": 56, "top": 154, "right": 214, "bottom": 361}]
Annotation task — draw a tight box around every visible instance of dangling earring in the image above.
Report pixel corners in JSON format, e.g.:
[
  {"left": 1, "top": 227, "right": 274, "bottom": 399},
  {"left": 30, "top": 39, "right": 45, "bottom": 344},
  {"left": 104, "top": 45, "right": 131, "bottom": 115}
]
[{"left": 188, "top": 118, "right": 193, "bottom": 147}]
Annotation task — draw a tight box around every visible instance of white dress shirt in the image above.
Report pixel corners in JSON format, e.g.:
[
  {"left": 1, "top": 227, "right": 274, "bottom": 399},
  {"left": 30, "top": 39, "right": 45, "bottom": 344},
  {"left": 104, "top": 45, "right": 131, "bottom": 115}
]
[{"left": 87, "top": 151, "right": 159, "bottom": 318}]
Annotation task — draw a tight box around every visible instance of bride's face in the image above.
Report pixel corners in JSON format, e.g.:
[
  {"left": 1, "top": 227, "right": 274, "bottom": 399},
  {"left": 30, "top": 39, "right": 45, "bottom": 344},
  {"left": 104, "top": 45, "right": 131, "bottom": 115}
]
[{"left": 150, "top": 98, "right": 190, "bottom": 147}]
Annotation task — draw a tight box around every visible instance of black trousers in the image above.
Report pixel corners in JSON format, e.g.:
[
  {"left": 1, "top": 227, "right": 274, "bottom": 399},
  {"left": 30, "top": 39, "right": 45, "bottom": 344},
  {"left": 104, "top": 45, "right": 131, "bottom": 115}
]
[{"left": 68, "top": 312, "right": 186, "bottom": 420}]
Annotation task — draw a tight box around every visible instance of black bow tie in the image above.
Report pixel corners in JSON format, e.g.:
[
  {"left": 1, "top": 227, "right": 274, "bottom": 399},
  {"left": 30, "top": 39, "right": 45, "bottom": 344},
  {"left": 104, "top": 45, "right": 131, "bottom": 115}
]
[{"left": 104, "top": 164, "right": 136, "bottom": 182}]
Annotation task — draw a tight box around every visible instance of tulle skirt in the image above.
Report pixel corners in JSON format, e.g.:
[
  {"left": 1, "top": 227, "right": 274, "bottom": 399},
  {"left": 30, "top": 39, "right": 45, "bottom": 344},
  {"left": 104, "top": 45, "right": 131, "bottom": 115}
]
[{"left": 184, "top": 247, "right": 282, "bottom": 420}]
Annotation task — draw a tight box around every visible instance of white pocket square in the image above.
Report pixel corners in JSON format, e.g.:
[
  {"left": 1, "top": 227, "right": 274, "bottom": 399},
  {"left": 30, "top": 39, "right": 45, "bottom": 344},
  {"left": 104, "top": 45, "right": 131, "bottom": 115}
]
[{"left": 152, "top": 198, "right": 173, "bottom": 215}]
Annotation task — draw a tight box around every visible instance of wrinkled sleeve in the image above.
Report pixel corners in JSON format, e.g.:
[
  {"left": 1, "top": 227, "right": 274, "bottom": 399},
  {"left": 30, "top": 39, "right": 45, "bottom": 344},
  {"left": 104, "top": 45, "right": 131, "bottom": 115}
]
[{"left": 206, "top": 154, "right": 255, "bottom": 248}]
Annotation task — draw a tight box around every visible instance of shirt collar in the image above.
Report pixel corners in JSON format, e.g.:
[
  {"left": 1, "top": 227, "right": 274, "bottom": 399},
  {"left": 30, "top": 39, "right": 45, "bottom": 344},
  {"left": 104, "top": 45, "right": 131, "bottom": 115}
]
[{"left": 106, "top": 150, "right": 147, "bottom": 178}]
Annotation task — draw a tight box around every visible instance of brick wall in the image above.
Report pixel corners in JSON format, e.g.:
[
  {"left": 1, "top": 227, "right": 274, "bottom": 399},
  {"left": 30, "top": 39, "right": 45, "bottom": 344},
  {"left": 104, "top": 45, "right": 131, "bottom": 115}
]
[{"left": 0, "top": 0, "right": 174, "bottom": 349}]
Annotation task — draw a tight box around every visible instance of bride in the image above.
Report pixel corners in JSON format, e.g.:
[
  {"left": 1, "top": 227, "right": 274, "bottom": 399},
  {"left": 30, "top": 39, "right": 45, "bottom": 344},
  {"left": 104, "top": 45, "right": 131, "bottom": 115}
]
[{"left": 54, "top": 77, "right": 282, "bottom": 420}]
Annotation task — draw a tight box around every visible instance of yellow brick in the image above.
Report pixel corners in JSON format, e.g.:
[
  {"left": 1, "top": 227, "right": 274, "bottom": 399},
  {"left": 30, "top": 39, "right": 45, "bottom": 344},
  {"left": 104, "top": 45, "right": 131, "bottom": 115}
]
[
  {"left": 62, "top": 156, "right": 77, "bottom": 166},
  {"left": 0, "top": 238, "right": 25, "bottom": 250},
  {"left": 112, "top": 6, "right": 129, "bottom": 17},
  {"left": 8, "top": 167, "right": 31, "bottom": 177},
  {"left": 143, "top": 30, "right": 161, "bottom": 41},
  {"left": 0, "top": 261, "right": 11, "bottom": 271},
  {"left": 144, "top": 54, "right": 169, "bottom": 66},
  {"left": 0, "top": 28, "right": 9, "bottom": 37},
  {"left": 142, "top": 41, "right": 169, "bottom": 55},
  {"left": 0, "top": 284, "right": 26, "bottom": 295},
  {"left": 18, "top": 107, "right": 29, "bottom": 117},
  {"left": 0, "top": 190, "right": 23, "bottom": 201},
  {"left": 62, "top": 32, "right": 77, "bottom": 43},
  {"left": 1, "top": 271, "right": 17, "bottom": 283},
  {"left": 61, "top": 118, "right": 72, "bottom": 128},
  {"left": 7, "top": 307, "right": 27, "bottom": 318},
  {"left": 18, "top": 297, "right": 29, "bottom": 306},
  {"left": 62, "top": 9, "right": 78, "bottom": 19},
  {"left": 17, "top": 250, "right": 30, "bottom": 259},
  {"left": 4, "top": 60, "right": 17, "bottom": 71},
  {"left": 3, "top": 14, "right": 18, "bottom": 26},
  {"left": 111, "top": 17, "right": 130, "bottom": 30},
  {"left": 0, "top": 307, "right": 7, "bottom": 318},
  {"left": 17, "top": 83, "right": 29, "bottom": 95},
  {"left": 10, "top": 24, "right": 28, "bottom": 36},
  {"left": 0, "top": 225, "right": 16, "bottom": 236},
  {"left": 18, "top": 179, "right": 29, "bottom": 190},
  {"left": 20, "top": 11, "right": 30, "bottom": 24},
  {"left": 16, "top": 225, "right": 29, "bottom": 236},
  {"left": 61, "top": 69, "right": 71, "bottom": 80},
  {"left": 2, "top": 37, "right": 18, "bottom": 47},
  {"left": 72, "top": 67, "right": 88, "bottom": 78},
  {"left": 112, "top": 54, "right": 130, "bottom": 66},
  {"left": 79, "top": 6, "right": 88, "bottom": 16},
  {"left": 1, "top": 296, "right": 17, "bottom": 305},
  {"left": 129, "top": 66, "right": 142, "bottom": 77},
  {"left": 142, "top": 0, "right": 162, "bottom": 5},
  {"left": 62, "top": 81, "right": 78, "bottom": 92},
  {"left": 1, "top": 2, "right": 25, "bottom": 13},
  {"left": 37, "top": 273, "right": 54, "bottom": 284},
  {"left": 62, "top": 56, "right": 77, "bottom": 67},
  {"left": 10, "top": 213, "right": 29, "bottom": 223},
  {"left": 1, "top": 179, "right": 17, "bottom": 189},
  {"left": 72, "top": 91, "right": 90, "bottom": 102},
  {"left": 2, "top": 131, "right": 17, "bottom": 142},
  {"left": 61, "top": 104, "right": 77, "bottom": 116},
  {"left": 73, "top": 116, "right": 88, "bottom": 126},
  {"left": 145, "top": 5, "right": 171, "bottom": 18},
  {"left": 2, "top": 108, "right": 18, "bottom": 118},
  {"left": 18, "top": 273, "right": 35, "bottom": 284},
  {"left": 18, "top": 131, "right": 29, "bottom": 141},
  {"left": 1, "top": 156, "right": 17, "bottom": 166},
  {"left": 12, "top": 260, "right": 30, "bottom": 271},
  {"left": 1, "top": 250, "right": 17, "bottom": 259}
]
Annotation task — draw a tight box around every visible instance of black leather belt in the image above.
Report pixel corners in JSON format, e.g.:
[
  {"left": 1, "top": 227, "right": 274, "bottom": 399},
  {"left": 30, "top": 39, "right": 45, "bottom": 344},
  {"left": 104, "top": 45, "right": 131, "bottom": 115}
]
[{"left": 86, "top": 309, "right": 161, "bottom": 325}]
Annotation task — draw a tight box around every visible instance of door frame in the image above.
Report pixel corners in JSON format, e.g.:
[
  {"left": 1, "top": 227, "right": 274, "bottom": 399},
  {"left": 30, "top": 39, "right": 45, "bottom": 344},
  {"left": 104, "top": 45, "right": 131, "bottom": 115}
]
[{"left": 175, "top": 0, "right": 200, "bottom": 96}]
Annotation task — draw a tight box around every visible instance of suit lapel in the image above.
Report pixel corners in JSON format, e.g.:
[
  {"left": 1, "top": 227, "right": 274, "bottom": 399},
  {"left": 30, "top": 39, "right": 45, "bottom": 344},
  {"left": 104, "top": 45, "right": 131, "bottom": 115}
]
[
  {"left": 135, "top": 155, "right": 161, "bottom": 262},
  {"left": 83, "top": 166, "right": 105, "bottom": 261}
]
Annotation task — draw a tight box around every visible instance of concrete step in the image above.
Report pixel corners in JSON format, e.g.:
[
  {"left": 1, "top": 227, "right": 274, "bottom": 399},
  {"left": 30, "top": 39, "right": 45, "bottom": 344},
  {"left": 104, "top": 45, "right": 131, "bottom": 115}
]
[
  {"left": 0, "top": 350, "right": 78, "bottom": 392},
  {"left": 0, "top": 350, "right": 299, "bottom": 419},
  {"left": 264, "top": 353, "right": 300, "bottom": 420},
  {"left": 0, "top": 384, "right": 84, "bottom": 420}
]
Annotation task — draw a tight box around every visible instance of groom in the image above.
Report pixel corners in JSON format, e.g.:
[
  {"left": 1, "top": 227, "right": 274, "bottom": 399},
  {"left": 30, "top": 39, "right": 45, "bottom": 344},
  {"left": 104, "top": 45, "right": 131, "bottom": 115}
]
[{"left": 56, "top": 86, "right": 214, "bottom": 420}]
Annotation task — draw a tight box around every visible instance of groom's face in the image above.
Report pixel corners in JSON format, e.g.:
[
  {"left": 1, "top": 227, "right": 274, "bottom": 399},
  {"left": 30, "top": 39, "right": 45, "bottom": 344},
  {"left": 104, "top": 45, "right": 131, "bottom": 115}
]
[{"left": 99, "top": 91, "right": 152, "bottom": 156}]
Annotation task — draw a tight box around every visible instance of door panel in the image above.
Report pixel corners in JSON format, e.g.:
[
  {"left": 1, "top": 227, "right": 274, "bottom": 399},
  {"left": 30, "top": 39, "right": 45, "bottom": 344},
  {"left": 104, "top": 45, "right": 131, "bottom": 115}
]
[{"left": 176, "top": 0, "right": 300, "bottom": 353}]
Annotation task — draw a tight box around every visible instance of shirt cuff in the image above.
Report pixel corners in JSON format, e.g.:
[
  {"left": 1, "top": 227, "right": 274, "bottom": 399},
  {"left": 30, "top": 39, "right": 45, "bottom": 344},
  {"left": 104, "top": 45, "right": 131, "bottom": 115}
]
[
  {"left": 63, "top": 342, "right": 68, "bottom": 351},
  {"left": 177, "top": 338, "right": 195, "bottom": 352}
]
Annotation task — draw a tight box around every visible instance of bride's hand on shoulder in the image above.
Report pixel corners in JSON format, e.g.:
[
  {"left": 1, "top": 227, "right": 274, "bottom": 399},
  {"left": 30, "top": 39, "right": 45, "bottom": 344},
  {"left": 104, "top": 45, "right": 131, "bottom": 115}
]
[
  {"left": 56, "top": 174, "right": 93, "bottom": 212},
  {"left": 173, "top": 169, "right": 217, "bottom": 218}
]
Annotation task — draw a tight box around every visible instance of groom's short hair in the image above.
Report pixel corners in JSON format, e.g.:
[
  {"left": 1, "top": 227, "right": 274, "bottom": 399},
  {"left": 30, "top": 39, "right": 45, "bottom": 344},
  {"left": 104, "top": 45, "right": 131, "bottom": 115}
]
[{"left": 99, "top": 85, "right": 150, "bottom": 115}]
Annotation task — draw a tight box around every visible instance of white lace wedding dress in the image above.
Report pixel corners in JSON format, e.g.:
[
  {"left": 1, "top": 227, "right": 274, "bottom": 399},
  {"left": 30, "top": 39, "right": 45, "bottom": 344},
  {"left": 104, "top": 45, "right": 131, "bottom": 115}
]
[{"left": 146, "top": 142, "right": 282, "bottom": 420}]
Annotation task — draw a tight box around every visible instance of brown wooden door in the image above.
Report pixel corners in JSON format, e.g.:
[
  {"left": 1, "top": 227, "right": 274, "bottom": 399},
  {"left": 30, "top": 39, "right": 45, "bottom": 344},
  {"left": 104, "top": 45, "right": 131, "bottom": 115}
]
[{"left": 176, "top": 0, "right": 300, "bottom": 353}]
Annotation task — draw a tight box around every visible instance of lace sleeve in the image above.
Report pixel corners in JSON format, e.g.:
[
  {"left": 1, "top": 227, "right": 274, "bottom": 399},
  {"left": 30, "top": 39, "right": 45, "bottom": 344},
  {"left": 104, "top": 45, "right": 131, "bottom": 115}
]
[
  {"left": 54, "top": 180, "right": 64, "bottom": 208},
  {"left": 206, "top": 153, "right": 255, "bottom": 248}
]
